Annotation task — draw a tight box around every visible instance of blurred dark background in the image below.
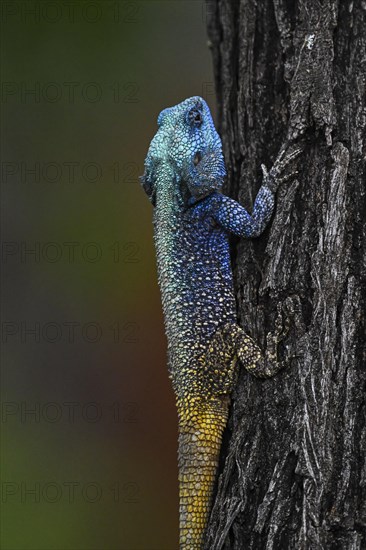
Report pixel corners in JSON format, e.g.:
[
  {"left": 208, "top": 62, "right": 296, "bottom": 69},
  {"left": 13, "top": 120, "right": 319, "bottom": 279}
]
[{"left": 1, "top": 1, "right": 216, "bottom": 549}]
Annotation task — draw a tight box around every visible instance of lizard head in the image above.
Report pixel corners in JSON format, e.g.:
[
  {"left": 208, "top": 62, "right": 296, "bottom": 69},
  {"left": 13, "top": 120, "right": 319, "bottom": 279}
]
[{"left": 141, "top": 96, "right": 226, "bottom": 206}]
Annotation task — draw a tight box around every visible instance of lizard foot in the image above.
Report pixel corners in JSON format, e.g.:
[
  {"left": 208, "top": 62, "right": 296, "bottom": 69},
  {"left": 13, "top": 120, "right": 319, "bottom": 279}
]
[
  {"left": 248, "top": 297, "right": 299, "bottom": 379},
  {"left": 262, "top": 143, "right": 304, "bottom": 193}
]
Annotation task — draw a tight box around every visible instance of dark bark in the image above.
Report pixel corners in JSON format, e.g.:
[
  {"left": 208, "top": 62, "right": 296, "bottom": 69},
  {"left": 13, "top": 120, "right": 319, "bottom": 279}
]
[{"left": 205, "top": 1, "right": 366, "bottom": 549}]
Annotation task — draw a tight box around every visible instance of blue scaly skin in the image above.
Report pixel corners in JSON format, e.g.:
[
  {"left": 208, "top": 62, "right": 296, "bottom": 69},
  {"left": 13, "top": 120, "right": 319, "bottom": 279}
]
[{"left": 141, "top": 97, "right": 299, "bottom": 549}]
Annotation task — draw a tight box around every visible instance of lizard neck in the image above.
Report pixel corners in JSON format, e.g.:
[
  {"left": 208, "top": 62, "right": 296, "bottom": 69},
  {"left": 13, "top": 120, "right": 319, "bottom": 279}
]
[
  {"left": 152, "top": 162, "right": 190, "bottom": 294},
  {"left": 152, "top": 162, "right": 190, "bottom": 229}
]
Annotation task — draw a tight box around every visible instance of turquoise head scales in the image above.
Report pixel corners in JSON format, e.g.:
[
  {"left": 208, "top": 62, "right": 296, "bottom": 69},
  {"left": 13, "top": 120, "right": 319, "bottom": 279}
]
[{"left": 141, "top": 96, "right": 226, "bottom": 206}]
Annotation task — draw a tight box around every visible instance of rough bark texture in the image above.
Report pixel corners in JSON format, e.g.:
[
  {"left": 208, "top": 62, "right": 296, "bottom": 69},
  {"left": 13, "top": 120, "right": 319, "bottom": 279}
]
[{"left": 205, "top": 1, "right": 366, "bottom": 549}]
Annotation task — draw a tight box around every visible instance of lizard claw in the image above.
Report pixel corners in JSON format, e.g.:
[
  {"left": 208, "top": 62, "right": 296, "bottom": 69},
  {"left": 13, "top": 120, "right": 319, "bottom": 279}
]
[
  {"left": 264, "top": 143, "right": 304, "bottom": 192},
  {"left": 261, "top": 163, "right": 269, "bottom": 178}
]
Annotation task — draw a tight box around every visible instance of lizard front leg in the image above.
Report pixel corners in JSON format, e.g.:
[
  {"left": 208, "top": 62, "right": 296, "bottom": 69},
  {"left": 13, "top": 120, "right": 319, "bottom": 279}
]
[{"left": 210, "top": 144, "right": 302, "bottom": 239}]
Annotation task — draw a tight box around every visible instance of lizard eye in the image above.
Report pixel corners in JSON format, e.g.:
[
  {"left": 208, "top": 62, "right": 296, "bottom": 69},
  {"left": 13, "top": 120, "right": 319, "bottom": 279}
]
[
  {"left": 194, "top": 113, "right": 202, "bottom": 124},
  {"left": 193, "top": 152, "right": 202, "bottom": 166},
  {"left": 188, "top": 108, "right": 203, "bottom": 127}
]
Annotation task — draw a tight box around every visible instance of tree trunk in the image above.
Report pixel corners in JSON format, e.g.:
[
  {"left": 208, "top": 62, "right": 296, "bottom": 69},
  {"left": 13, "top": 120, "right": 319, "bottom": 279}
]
[{"left": 205, "top": 1, "right": 366, "bottom": 549}]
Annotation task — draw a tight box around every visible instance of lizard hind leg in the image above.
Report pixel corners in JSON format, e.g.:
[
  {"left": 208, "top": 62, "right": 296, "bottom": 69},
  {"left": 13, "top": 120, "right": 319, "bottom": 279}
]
[
  {"left": 202, "top": 322, "right": 265, "bottom": 382},
  {"left": 233, "top": 300, "right": 294, "bottom": 379}
]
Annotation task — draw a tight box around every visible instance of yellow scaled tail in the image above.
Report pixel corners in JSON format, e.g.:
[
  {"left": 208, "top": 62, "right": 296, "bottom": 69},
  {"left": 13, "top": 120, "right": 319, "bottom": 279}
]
[{"left": 177, "top": 398, "right": 228, "bottom": 549}]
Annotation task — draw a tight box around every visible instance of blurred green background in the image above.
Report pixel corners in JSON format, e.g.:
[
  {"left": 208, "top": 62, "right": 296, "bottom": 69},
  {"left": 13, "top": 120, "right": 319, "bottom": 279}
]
[{"left": 1, "top": 1, "right": 216, "bottom": 549}]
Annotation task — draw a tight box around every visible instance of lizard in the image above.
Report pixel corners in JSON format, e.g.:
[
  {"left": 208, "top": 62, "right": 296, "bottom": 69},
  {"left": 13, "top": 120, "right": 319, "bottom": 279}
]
[{"left": 140, "top": 96, "right": 300, "bottom": 549}]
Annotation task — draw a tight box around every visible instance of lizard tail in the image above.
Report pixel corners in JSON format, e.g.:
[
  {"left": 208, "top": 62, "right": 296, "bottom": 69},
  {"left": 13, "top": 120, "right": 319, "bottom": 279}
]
[{"left": 177, "top": 399, "right": 228, "bottom": 549}]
